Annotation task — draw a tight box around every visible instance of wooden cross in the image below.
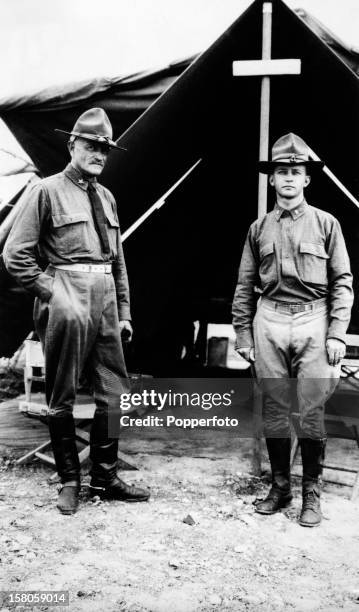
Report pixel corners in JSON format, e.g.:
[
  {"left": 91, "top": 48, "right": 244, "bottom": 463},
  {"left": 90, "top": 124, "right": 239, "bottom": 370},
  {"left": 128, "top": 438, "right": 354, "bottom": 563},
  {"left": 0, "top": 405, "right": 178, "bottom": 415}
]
[
  {"left": 232, "top": 1, "right": 301, "bottom": 217},
  {"left": 232, "top": 1, "right": 301, "bottom": 475}
]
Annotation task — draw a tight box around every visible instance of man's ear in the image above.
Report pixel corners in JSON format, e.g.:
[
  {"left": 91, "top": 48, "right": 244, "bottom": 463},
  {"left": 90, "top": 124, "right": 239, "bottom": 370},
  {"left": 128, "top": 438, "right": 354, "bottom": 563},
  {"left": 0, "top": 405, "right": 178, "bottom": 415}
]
[
  {"left": 67, "top": 137, "right": 76, "bottom": 155},
  {"left": 269, "top": 174, "right": 275, "bottom": 187},
  {"left": 304, "top": 174, "right": 311, "bottom": 187}
]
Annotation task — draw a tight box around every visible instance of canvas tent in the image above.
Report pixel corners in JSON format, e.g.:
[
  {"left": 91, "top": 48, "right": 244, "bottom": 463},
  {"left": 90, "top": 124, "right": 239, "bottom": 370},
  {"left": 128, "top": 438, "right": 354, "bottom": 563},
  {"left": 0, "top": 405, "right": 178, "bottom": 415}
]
[{"left": 0, "top": 0, "right": 359, "bottom": 373}]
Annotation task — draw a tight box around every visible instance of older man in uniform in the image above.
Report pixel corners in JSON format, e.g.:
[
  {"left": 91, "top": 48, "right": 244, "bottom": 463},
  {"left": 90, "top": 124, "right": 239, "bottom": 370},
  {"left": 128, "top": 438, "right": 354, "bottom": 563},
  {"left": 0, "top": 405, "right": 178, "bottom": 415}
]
[
  {"left": 232, "top": 133, "right": 353, "bottom": 526},
  {"left": 4, "top": 108, "right": 150, "bottom": 514}
]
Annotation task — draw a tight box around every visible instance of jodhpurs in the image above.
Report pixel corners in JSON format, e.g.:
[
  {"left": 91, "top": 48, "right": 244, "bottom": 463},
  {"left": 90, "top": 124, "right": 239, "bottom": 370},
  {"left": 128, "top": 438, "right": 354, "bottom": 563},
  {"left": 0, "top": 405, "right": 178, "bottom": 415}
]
[
  {"left": 253, "top": 297, "right": 341, "bottom": 439},
  {"left": 34, "top": 266, "right": 128, "bottom": 430}
]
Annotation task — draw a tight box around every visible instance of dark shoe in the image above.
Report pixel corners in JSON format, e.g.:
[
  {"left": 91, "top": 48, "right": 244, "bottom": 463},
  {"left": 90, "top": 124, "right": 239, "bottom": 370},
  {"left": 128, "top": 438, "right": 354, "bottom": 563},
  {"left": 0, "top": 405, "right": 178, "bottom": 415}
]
[
  {"left": 89, "top": 477, "right": 150, "bottom": 502},
  {"left": 57, "top": 483, "right": 80, "bottom": 515},
  {"left": 255, "top": 486, "right": 293, "bottom": 515},
  {"left": 299, "top": 488, "right": 321, "bottom": 527}
]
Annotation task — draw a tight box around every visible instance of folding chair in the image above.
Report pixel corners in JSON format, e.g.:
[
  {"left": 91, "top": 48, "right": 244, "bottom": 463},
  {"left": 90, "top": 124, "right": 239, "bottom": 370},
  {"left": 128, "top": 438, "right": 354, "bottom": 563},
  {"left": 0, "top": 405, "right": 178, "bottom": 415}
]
[
  {"left": 17, "top": 337, "right": 96, "bottom": 476},
  {"left": 290, "top": 333, "right": 359, "bottom": 501},
  {"left": 16, "top": 336, "right": 137, "bottom": 475}
]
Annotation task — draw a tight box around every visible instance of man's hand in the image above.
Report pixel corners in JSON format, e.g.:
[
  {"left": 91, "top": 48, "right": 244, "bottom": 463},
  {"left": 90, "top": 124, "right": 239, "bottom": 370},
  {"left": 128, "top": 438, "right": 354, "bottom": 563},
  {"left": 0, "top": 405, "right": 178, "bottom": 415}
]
[
  {"left": 119, "top": 320, "right": 133, "bottom": 343},
  {"left": 235, "top": 346, "right": 255, "bottom": 363},
  {"left": 326, "top": 338, "right": 346, "bottom": 366}
]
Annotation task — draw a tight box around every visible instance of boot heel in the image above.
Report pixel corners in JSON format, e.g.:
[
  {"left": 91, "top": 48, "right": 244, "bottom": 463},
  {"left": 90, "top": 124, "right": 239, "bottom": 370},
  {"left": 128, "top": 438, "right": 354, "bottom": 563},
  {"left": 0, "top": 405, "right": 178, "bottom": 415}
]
[
  {"left": 255, "top": 489, "right": 292, "bottom": 515},
  {"left": 57, "top": 483, "right": 80, "bottom": 515}
]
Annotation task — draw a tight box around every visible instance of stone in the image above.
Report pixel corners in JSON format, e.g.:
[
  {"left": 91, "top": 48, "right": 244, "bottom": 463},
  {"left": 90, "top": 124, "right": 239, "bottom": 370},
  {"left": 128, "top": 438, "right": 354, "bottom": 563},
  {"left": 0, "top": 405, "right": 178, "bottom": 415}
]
[{"left": 182, "top": 514, "right": 195, "bottom": 526}]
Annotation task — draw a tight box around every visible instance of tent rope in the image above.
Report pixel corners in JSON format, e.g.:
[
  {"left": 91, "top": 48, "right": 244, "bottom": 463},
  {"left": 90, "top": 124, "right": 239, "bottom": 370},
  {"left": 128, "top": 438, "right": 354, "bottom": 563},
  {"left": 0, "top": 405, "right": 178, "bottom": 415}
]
[{"left": 308, "top": 146, "right": 359, "bottom": 209}]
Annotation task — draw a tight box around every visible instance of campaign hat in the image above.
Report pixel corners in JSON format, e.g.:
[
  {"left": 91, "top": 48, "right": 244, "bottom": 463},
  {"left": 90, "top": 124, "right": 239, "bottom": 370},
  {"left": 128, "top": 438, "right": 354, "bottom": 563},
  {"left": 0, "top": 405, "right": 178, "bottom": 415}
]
[
  {"left": 55, "top": 107, "right": 126, "bottom": 150},
  {"left": 259, "top": 133, "right": 324, "bottom": 173}
]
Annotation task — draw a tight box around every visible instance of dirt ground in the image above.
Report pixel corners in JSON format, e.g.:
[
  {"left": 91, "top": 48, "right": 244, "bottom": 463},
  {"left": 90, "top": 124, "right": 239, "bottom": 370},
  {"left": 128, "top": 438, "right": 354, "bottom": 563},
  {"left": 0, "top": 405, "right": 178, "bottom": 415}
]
[{"left": 0, "top": 443, "right": 359, "bottom": 612}]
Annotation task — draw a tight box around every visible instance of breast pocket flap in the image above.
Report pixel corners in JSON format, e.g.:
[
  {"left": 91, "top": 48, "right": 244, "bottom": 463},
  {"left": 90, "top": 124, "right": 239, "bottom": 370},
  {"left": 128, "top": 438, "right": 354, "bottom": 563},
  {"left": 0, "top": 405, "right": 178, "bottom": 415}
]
[
  {"left": 300, "top": 242, "right": 329, "bottom": 259},
  {"left": 260, "top": 242, "right": 274, "bottom": 259},
  {"left": 104, "top": 210, "right": 120, "bottom": 228},
  {"left": 52, "top": 213, "right": 89, "bottom": 228}
]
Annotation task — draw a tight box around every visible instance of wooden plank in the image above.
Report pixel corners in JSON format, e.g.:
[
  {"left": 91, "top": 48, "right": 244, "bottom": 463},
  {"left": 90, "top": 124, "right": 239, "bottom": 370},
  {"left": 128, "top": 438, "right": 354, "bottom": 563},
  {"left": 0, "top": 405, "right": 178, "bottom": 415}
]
[
  {"left": 233, "top": 58, "right": 301, "bottom": 76},
  {"left": 75, "top": 428, "right": 90, "bottom": 443},
  {"left": 0, "top": 396, "right": 50, "bottom": 452},
  {"left": 16, "top": 440, "right": 52, "bottom": 465},
  {"left": 251, "top": 1, "right": 273, "bottom": 476},
  {"left": 0, "top": 393, "right": 96, "bottom": 453},
  {"left": 351, "top": 469, "right": 359, "bottom": 501},
  {"left": 35, "top": 451, "right": 56, "bottom": 466}
]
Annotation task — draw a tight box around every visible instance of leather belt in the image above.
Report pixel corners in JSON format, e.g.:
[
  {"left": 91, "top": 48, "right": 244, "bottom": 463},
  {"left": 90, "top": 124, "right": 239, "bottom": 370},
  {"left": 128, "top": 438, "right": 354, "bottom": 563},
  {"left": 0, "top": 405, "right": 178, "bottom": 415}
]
[
  {"left": 54, "top": 263, "right": 112, "bottom": 274},
  {"left": 262, "top": 296, "right": 327, "bottom": 314}
]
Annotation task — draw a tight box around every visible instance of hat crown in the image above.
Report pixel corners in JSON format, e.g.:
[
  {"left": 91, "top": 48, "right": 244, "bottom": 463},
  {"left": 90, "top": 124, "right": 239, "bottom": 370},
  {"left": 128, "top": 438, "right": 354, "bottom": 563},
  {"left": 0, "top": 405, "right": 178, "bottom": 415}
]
[
  {"left": 272, "top": 132, "right": 309, "bottom": 164},
  {"left": 72, "top": 108, "right": 113, "bottom": 141}
]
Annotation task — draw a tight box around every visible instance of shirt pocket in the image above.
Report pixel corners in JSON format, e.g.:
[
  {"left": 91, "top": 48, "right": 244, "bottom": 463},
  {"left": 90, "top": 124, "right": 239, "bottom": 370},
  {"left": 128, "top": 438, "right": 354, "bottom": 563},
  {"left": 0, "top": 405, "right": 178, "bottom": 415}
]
[
  {"left": 259, "top": 242, "right": 277, "bottom": 287},
  {"left": 299, "top": 242, "right": 329, "bottom": 285},
  {"left": 52, "top": 212, "right": 91, "bottom": 255},
  {"left": 104, "top": 208, "right": 120, "bottom": 253}
]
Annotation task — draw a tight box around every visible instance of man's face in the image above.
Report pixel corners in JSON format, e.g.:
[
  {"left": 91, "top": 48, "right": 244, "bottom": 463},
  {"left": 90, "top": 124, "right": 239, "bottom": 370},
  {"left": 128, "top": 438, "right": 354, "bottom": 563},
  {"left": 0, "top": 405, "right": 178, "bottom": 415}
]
[
  {"left": 269, "top": 165, "right": 310, "bottom": 199},
  {"left": 69, "top": 137, "right": 110, "bottom": 177}
]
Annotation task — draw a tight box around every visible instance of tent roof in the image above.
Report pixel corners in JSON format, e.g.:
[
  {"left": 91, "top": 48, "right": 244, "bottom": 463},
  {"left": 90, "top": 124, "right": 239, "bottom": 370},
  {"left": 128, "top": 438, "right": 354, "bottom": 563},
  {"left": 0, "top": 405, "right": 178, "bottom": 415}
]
[
  {"left": 1, "top": 0, "right": 359, "bottom": 366},
  {"left": 0, "top": 1, "right": 358, "bottom": 185},
  {"left": 294, "top": 8, "right": 359, "bottom": 76}
]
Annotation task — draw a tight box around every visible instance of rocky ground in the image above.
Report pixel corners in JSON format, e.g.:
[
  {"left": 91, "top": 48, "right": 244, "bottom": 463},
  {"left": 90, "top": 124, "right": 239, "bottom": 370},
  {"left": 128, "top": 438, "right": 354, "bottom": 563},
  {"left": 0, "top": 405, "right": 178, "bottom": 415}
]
[{"left": 0, "top": 451, "right": 359, "bottom": 612}]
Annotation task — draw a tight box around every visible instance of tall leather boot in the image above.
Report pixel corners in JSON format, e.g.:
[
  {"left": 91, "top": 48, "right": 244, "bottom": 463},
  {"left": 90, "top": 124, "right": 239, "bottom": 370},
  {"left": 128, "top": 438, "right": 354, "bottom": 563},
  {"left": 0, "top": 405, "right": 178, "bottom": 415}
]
[
  {"left": 255, "top": 437, "right": 292, "bottom": 514},
  {"left": 89, "top": 412, "right": 119, "bottom": 486},
  {"left": 89, "top": 412, "right": 150, "bottom": 502},
  {"left": 48, "top": 413, "right": 81, "bottom": 514},
  {"left": 299, "top": 438, "right": 326, "bottom": 527}
]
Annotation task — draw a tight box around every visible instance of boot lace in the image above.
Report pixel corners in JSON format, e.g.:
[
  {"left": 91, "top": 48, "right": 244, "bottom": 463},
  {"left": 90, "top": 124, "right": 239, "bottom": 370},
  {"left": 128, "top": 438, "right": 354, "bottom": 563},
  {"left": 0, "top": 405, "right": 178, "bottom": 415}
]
[{"left": 303, "top": 490, "right": 318, "bottom": 509}]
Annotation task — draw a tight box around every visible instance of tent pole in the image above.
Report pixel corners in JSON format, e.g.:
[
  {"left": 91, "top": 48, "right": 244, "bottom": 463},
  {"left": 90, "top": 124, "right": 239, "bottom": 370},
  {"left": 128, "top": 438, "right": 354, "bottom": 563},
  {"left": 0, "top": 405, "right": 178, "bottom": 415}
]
[
  {"left": 252, "top": 1, "right": 273, "bottom": 477},
  {"left": 257, "top": 1, "right": 272, "bottom": 217}
]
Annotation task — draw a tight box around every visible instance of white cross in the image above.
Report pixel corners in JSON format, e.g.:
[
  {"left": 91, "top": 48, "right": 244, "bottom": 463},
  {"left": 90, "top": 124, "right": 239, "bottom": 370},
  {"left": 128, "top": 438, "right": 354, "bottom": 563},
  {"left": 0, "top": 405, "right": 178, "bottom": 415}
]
[{"left": 232, "top": 2, "right": 301, "bottom": 217}]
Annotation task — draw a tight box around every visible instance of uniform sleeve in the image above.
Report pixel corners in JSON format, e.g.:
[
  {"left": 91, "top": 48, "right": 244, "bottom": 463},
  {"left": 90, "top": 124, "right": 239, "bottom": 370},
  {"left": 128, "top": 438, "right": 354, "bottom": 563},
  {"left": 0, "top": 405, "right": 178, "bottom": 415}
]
[
  {"left": 110, "top": 194, "right": 131, "bottom": 321},
  {"left": 3, "top": 183, "right": 54, "bottom": 301},
  {"left": 232, "top": 223, "right": 260, "bottom": 347},
  {"left": 326, "top": 218, "right": 353, "bottom": 343}
]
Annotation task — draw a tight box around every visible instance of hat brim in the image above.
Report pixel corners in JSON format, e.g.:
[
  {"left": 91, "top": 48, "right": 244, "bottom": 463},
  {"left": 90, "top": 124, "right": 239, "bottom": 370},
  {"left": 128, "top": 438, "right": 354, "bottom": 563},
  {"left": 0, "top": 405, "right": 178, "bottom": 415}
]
[
  {"left": 54, "top": 129, "right": 127, "bottom": 151},
  {"left": 258, "top": 160, "right": 324, "bottom": 174}
]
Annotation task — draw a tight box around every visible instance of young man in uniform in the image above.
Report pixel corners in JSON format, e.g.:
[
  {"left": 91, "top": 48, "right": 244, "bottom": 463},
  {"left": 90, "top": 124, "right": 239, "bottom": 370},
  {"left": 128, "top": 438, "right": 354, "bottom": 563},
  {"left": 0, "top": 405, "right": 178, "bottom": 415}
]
[
  {"left": 4, "top": 108, "right": 150, "bottom": 514},
  {"left": 232, "top": 133, "right": 353, "bottom": 526}
]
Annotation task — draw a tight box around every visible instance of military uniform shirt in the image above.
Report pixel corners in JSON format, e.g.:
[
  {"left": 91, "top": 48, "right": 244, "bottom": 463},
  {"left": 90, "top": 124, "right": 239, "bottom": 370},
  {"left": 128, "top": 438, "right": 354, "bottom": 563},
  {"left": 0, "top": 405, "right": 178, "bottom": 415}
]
[
  {"left": 3, "top": 163, "right": 131, "bottom": 320},
  {"left": 232, "top": 200, "right": 353, "bottom": 347}
]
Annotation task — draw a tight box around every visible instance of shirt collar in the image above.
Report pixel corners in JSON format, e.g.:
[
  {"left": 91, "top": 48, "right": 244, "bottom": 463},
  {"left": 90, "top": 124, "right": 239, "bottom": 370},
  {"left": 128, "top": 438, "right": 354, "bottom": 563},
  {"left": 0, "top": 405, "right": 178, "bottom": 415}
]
[
  {"left": 64, "top": 163, "right": 97, "bottom": 191},
  {"left": 274, "top": 199, "right": 307, "bottom": 221}
]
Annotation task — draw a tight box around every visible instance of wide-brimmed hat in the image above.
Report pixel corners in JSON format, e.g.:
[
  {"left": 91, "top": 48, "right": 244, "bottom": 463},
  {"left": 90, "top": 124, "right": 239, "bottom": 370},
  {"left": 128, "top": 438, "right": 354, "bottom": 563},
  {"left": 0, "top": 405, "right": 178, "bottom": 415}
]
[
  {"left": 258, "top": 133, "right": 324, "bottom": 174},
  {"left": 55, "top": 107, "right": 126, "bottom": 150}
]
